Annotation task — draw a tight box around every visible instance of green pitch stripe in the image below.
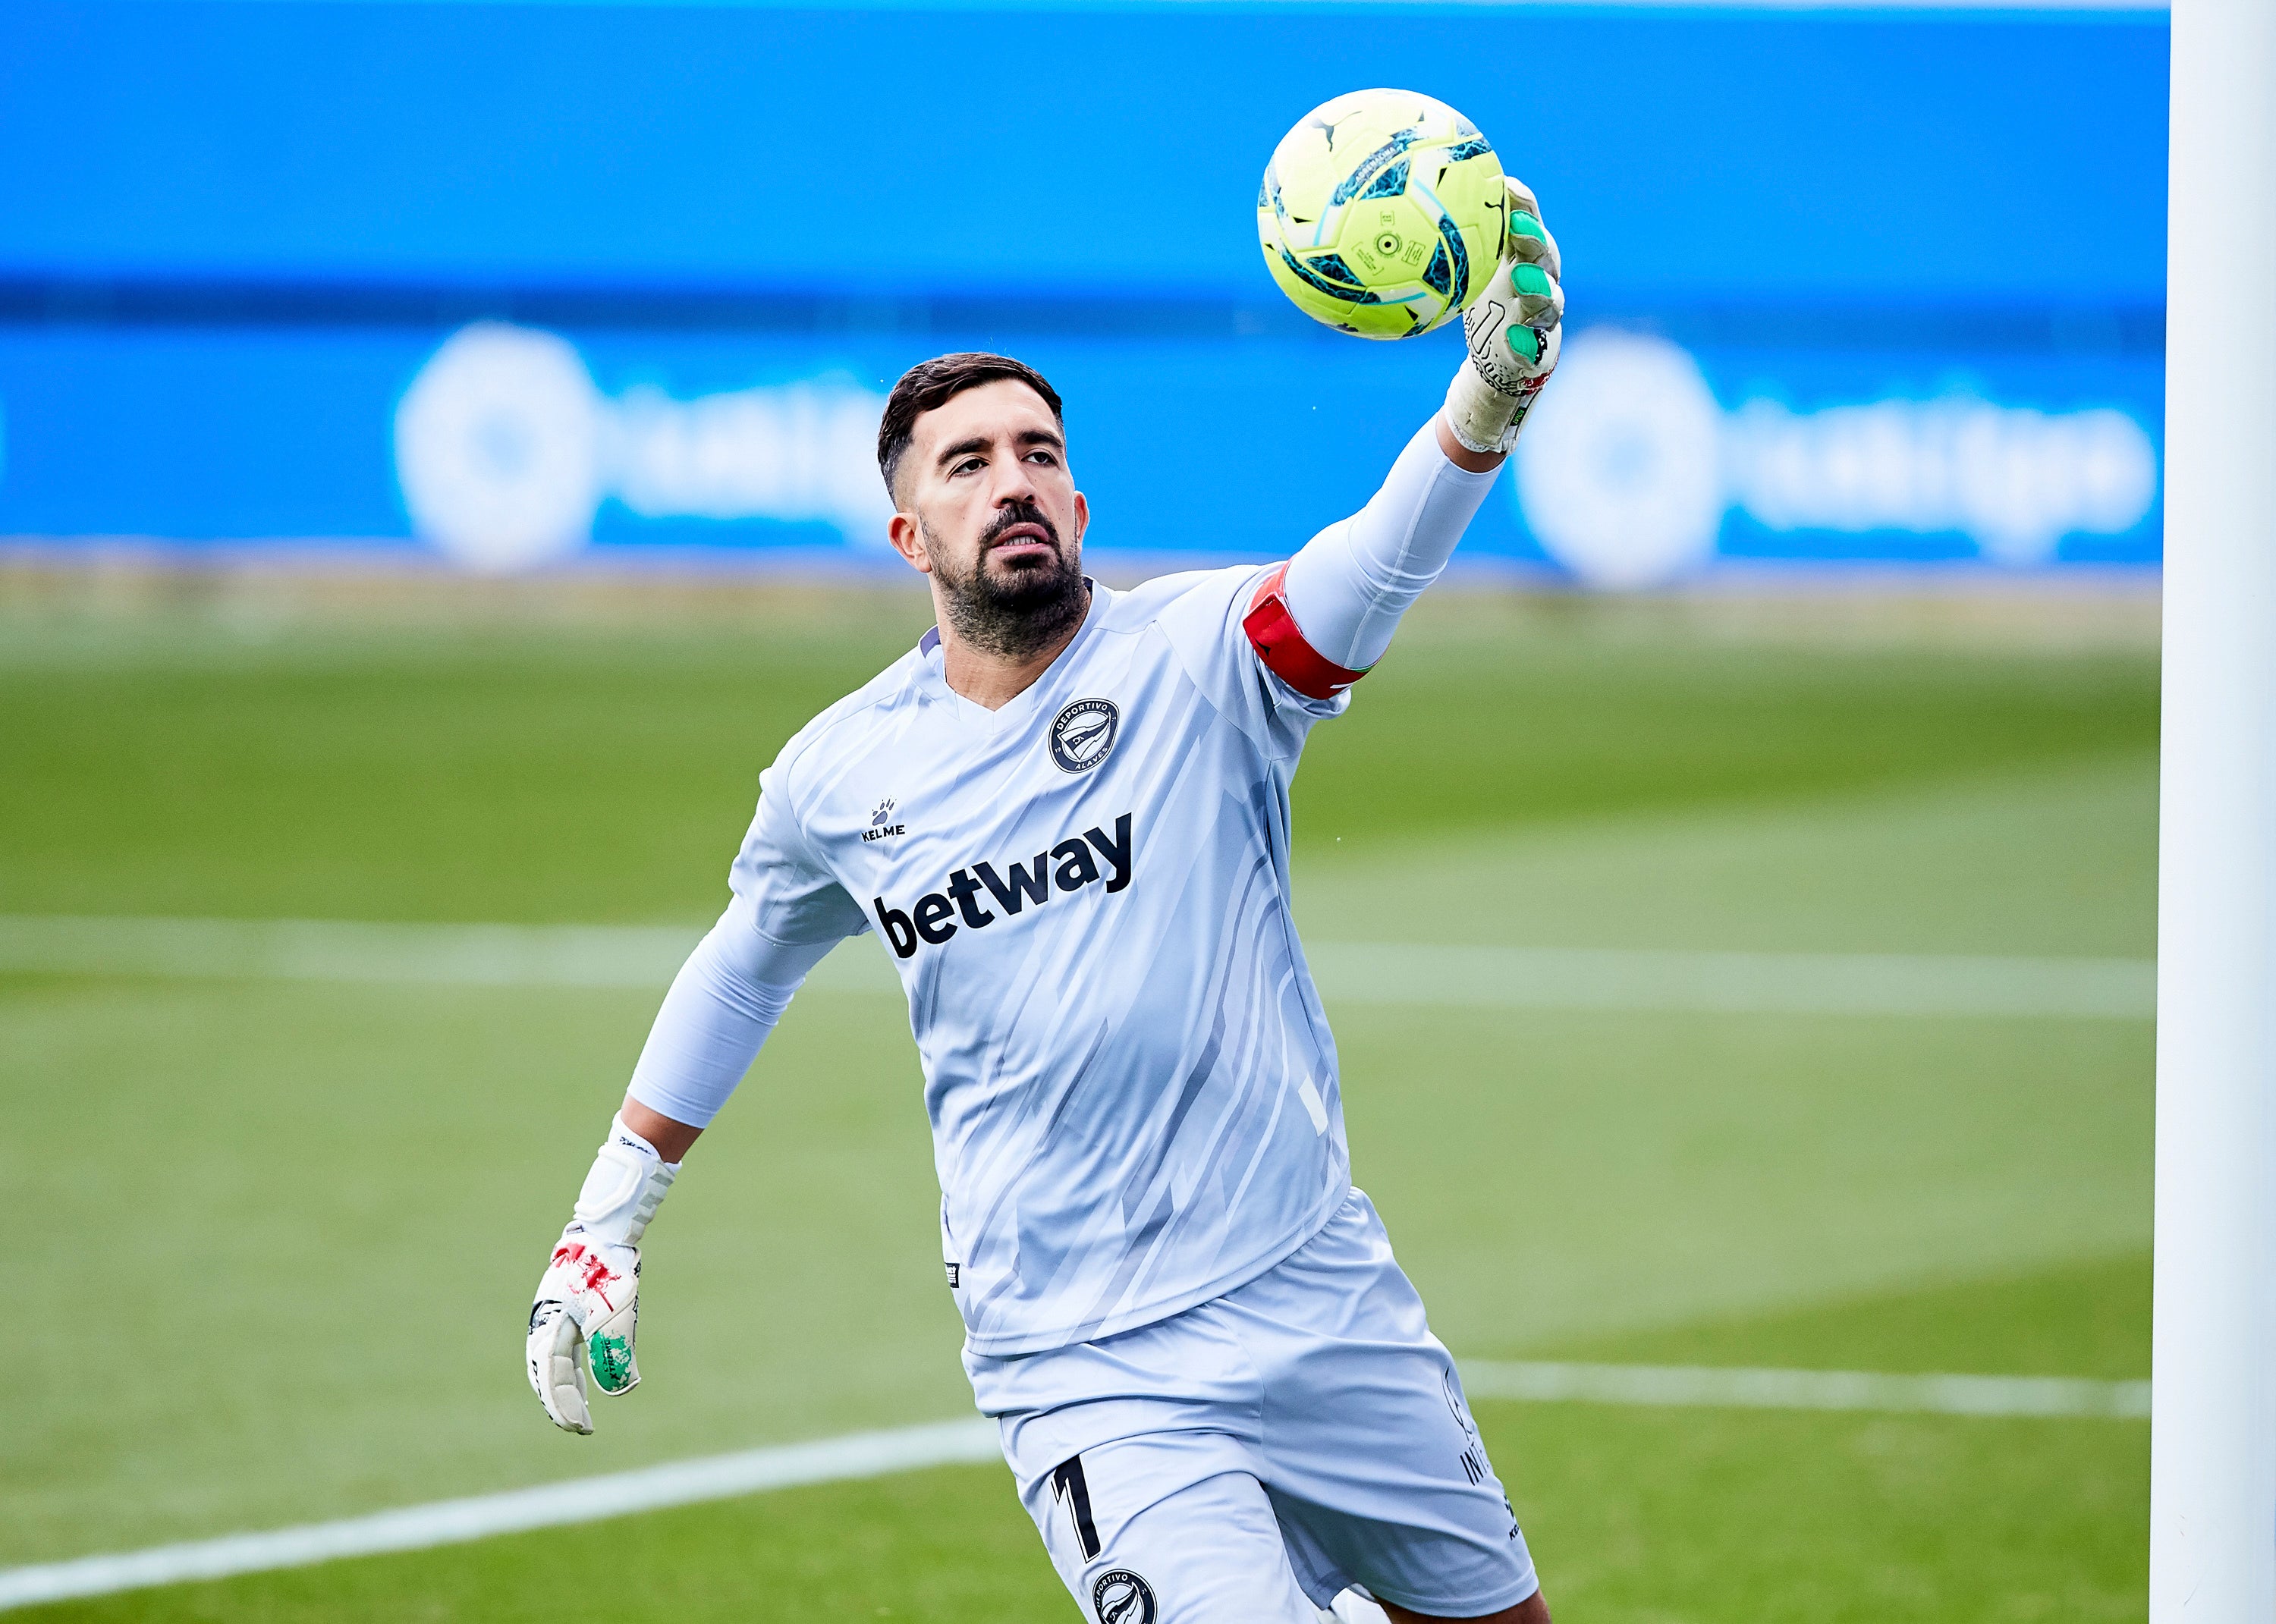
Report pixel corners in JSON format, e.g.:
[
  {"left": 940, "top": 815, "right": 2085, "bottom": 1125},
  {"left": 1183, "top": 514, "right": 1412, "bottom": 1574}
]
[
  {"left": 0, "top": 1363, "right": 2149, "bottom": 1611},
  {"left": 0, "top": 915, "right": 2153, "bottom": 1019}
]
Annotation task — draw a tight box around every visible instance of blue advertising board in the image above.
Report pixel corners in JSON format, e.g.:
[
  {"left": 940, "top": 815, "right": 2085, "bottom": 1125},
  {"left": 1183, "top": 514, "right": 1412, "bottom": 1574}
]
[
  {"left": 0, "top": 315, "right": 2163, "bottom": 585},
  {"left": 0, "top": 1, "right": 2168, "bottom": 585}
]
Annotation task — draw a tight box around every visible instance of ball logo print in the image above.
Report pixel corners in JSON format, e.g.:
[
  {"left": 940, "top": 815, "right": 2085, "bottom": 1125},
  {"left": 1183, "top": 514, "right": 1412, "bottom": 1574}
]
[
  {"left": 1092, "top": 1569, "right": 1157, "bottom": 1624},
  {"left": 1049, "top": 699, "right": 1120, "bottom": 773}
]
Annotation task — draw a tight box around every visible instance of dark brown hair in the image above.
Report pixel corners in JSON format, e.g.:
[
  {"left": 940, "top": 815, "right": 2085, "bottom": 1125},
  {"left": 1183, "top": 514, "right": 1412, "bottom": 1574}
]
[{"left": 876, "top": 352, "right": 1064, "bottom": 503}]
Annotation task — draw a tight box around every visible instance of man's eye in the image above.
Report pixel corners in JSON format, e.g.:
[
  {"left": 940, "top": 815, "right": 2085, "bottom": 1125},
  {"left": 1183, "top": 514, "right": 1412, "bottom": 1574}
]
[{"left": 1026, "top": 451, "right": 1058, "bottom": 466}]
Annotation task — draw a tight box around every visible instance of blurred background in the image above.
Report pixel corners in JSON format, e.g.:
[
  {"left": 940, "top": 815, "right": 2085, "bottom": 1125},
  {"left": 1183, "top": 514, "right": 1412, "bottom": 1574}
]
[
  {"left": 1, "top": 0, "right": 2162, "bottom": 583},
  {"left": 6, "top": 3, "right": 2163, "bottom": 1622}
]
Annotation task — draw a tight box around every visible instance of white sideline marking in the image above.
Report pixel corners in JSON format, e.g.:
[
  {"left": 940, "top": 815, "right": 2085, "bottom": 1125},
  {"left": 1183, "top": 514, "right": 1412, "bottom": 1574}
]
[
  {"left": 0, "top": 1418, "right": 1001, "bottom": 1613},
  {"left": 0, "top": 916, "right": 2155, "bottom": 1019},
  {"left": 0, "top": 914, "right": 704, "bottom": 990},
  {"left": 0, "top": 1362, "right": 2149, "bottom": 1610},
  {"left": 1460, "top": 1360, "right": 2152, "bottom": 1419},
  {"left": 1305, "top": 941, "right": 2155, "bottom": 1019}
]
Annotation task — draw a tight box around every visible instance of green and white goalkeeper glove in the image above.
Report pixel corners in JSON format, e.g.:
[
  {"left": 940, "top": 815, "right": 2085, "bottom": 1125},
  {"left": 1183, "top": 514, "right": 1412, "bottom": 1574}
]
[
  {"left": 526, "top": 1114, "right": 677, "bottom": 1435},
  {"left": 1444, "top": 176, "right": 1564, "bottom": 456}
]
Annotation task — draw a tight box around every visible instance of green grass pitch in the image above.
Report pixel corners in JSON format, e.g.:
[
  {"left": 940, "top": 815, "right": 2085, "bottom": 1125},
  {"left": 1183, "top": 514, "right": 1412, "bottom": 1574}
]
[{"left": 3, "top": 586, "right": 2156, "bottom": 1619}]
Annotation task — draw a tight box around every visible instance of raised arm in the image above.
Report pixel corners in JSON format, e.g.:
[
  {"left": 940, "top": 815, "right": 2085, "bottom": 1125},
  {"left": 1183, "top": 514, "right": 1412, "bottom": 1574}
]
[
  {"left": 1274, "top": 420, "right": 1504, "bottom": 684},
  {"left": 1246, "top": 177, "right": 1564, "bottom": 697}
]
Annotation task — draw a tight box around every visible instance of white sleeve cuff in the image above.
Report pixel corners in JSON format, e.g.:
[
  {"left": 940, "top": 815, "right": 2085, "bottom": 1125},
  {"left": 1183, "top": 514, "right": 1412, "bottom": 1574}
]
[{"left": 1280, "top": 422, "right": 1500, "bottom": 674}]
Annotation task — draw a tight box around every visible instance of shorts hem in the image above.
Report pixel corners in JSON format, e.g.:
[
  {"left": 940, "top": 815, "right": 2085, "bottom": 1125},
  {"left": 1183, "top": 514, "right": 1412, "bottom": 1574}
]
[{"left": 1367, "top": 1569, "right": 1540, "bottom": 1617}]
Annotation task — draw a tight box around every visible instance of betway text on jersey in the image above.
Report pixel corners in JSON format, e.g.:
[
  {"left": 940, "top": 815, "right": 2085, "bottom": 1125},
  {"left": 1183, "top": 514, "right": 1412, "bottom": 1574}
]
[{"left": 872, "top": 812, "right": 1133, "bottom": 957}]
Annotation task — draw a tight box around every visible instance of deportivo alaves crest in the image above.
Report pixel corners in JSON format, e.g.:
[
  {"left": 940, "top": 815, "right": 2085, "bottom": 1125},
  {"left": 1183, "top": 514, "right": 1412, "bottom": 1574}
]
[
  {"left": 872, "top": 812, "right": 1133, "bottom": 958},
  {"left": 1049, "top": 697, "right": 1119, "bottom": 773}
]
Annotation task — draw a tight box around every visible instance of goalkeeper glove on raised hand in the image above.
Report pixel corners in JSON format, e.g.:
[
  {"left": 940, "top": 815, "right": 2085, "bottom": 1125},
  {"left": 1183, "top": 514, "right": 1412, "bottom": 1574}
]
[
  {"left": 1445, "top": 176, "right": 1564, "bottom": 457},
  {"left": 526, "top": 1114, "right": 678, "bottom": 1434}
]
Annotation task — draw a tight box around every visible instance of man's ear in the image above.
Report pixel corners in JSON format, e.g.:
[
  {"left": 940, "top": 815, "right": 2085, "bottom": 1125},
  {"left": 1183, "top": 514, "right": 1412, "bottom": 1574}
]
[
  {"left": 1072, "top": 490, "right": 1089, "bottom": 548},
  {"left": 886, "top": 510, "right": 932, "bottom": 575}
]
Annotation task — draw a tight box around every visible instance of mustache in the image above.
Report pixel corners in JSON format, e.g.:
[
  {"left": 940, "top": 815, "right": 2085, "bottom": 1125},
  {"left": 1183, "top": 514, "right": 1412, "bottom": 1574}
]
[{"left": 982, "top": 501, "right": 1061, "bottom": 552}]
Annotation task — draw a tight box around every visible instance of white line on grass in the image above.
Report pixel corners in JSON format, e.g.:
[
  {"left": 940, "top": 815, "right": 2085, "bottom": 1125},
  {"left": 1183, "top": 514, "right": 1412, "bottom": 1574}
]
[
  {"left": 1460, "top": 1360, "right": 2152, "bottom": 1419},
  {"left": 0, "top": 1418, "right": 1002, "bottom": 1613},
  {"left": 0, "top": 1362, "right": 2150, "bottom": 1610},
  {"left": 0, "top": 914, "right": 703, "bottom": 990},
  {"left": 1303, "top": 942, "right": 2155, "bottom": 1020},
  {"left": 0, "top": 916, "right": 2155, "bottom": 1019}
]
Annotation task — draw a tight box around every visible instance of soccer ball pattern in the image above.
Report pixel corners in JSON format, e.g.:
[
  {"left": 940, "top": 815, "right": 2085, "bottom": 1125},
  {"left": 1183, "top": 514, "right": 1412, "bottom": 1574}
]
[{"left": 1257, "top": 89, "right": 1507, "bottom": 340}]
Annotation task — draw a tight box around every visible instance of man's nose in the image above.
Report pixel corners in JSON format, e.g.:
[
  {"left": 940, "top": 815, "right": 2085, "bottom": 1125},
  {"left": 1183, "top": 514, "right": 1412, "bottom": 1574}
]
[{"left": 993, "top": 456, "right": 1040, "bottom": 504}]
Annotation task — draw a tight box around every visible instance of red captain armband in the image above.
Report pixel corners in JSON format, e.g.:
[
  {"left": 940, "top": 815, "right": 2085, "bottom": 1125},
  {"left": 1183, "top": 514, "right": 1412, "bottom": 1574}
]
[{"left": 1242, "top": 563, "right": 1367, "bottom": 700}]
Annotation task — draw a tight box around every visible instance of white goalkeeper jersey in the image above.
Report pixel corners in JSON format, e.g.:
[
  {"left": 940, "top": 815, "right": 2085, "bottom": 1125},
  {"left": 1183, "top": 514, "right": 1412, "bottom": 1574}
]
[
  {"left": 726, "top": 566, "right": 1352, "bottom": 1355},
  {"left": 624, "top": 424, "right": 1500, "bottom": 1357}
]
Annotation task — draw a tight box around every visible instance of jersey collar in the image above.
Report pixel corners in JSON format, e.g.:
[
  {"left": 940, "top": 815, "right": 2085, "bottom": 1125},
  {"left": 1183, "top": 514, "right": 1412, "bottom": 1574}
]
[{"left": 918, "top": 576, "right": 1106, "bottom": 730}]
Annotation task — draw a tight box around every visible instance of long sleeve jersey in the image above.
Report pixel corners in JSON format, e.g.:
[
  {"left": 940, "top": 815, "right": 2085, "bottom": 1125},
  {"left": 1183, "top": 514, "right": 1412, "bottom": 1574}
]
[{"left": 627, "top": 425, "right": 1498, "bottom": 1354}]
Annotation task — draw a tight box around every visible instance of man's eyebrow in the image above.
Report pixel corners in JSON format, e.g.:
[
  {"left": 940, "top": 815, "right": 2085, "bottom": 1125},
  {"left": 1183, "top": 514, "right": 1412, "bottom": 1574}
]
[
  {"left": 934, "top": 428, "right": 1064, "bottom": 466},
  {"left": 934, "top": 435, "right": 992, "bottom": 467}
]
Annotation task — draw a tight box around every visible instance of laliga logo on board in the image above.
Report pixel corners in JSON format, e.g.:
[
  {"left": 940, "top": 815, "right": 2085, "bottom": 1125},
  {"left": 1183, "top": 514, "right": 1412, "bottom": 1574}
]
[
  {"left": 393, "top": 322, "right": 894, "bottom": 572},
  {"left": 1514, "top": 329, "right": 2161, "bottom": 589}
]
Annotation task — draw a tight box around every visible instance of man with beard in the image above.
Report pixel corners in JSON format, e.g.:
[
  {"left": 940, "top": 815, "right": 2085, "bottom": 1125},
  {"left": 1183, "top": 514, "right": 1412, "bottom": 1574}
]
[{"left": 527, "top": 179, "right": 1564, "bottom": 1623}]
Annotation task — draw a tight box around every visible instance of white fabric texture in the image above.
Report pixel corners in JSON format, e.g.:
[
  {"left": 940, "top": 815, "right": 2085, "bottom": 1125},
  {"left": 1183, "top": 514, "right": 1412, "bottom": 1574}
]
[
  {"left": 1279, "top": 425, "right": 1501, "bottom": 674},
  {"left": 624, "top": 897, "right": 831, "bottom": 1129}
]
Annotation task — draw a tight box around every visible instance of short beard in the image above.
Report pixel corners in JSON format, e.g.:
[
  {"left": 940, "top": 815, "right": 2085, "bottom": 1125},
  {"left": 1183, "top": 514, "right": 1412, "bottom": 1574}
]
[{"left": 926, "top": 502, "right": 1089, "bottom": 661}]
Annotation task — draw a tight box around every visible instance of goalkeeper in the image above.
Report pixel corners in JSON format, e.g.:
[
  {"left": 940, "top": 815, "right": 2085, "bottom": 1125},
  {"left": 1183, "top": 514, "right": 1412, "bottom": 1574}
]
[{"left": 528, "top": 180, "right": 1564, "bottom": 1624}]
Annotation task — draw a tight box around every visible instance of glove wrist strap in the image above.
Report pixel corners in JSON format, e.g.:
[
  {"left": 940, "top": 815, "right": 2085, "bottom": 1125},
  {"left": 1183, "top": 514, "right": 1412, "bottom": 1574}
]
[
  {"left": 1444, "top": 361, "right": 1525, "bottom": 457},
  {"left": 571, "top": 1114, "right": 679, "bottom": 1248}
]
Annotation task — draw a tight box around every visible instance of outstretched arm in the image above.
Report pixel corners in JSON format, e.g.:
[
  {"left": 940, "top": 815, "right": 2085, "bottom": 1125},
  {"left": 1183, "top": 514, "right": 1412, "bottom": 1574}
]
[
  {"left": 526, "top": 774, "right": 866, "bottom": 1435},
  {"left": 1252, "top": 178, "right": 1564, "bottom": 696},
  {"left": 523, "top": 908, "right": 835, "bottom": 1434},
  {"left": 1276, "top": 419, "right": 1504, "bottom": 683}
]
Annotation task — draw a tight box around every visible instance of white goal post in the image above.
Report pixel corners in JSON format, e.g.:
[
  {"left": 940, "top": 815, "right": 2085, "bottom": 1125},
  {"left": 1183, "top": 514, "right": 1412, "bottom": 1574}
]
[{"left": 2152, "top": 0, "right": 2276, "bottom": 1616}]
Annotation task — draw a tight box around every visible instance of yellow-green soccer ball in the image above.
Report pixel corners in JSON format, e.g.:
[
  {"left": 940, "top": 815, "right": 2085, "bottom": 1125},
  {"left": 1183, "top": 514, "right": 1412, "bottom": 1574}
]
[{"left": 1258, "top": 89, "right": 1506, "bottom": 339}]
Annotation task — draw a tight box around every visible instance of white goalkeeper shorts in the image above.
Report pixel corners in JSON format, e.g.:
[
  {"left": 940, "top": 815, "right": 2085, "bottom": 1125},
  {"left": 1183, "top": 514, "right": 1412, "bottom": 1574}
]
[{"left": 964, "top": 1189, "right": 1539, "bottom": 1622}]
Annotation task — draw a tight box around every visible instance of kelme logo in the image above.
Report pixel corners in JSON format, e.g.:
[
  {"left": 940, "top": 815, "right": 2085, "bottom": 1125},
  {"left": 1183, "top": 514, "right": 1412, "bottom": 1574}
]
[
  {"left": 864, "top": 796, "right": 905, "bottom": 842},
  {"left": 1092, "top": 1569, "right": 1156, "bottom": 1624},
  {"left": 1050, "top": 698, "right": 1119, "bottom": 773}
]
